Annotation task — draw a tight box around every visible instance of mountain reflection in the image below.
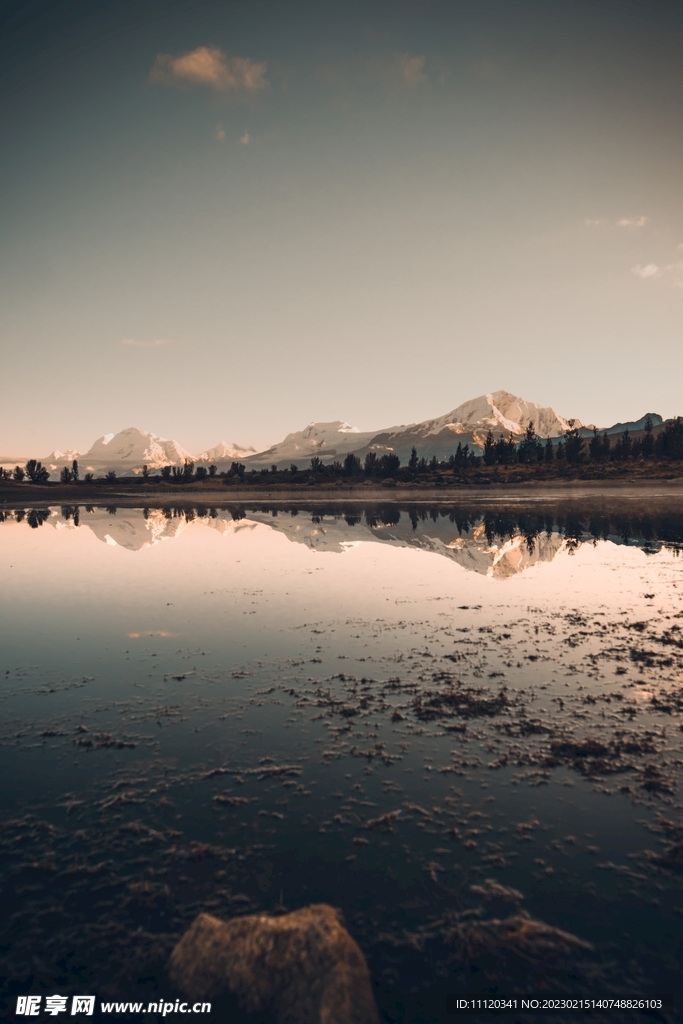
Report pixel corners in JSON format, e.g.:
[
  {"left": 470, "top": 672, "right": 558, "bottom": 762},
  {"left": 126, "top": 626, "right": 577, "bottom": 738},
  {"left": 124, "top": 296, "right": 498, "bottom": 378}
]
[{"left": 2, "top": 503, "right": 682, "bottom": 576}]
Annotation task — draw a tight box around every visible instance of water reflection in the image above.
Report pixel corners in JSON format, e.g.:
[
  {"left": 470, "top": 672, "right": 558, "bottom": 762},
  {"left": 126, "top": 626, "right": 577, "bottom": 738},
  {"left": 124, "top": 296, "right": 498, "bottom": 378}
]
[
  {"left": 1, "top": 503, "right": 682, "bottom": 576},
  {"left": 2, "top": 497, "right": 683, "bottom": 1015}
]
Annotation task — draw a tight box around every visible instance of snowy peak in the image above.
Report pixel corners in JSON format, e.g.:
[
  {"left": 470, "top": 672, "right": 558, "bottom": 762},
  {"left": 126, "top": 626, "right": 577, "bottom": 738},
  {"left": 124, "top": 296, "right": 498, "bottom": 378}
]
[
  {"left": 250, "top": 421, "right": 380, "bottom": 467},
  {"left": 83, "top": 428, "right": 193, "bottom": 470},
  {"left": 439, "top": 390, "right": 580, "bottom": 439},
  {"left": 195, "top": 440, "right": 257, "bottom": 464}
]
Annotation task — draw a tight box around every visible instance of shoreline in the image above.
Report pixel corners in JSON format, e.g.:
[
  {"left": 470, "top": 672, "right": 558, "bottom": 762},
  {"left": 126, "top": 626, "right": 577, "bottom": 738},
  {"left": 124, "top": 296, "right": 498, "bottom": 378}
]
[{"left": 2, "top": 476, "right": 683, "bottom": 506}]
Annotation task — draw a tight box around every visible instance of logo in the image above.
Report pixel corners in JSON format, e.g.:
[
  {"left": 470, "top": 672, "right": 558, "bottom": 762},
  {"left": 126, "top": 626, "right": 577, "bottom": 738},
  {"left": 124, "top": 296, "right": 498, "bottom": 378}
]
[{"left": 16, "top": 996, "right": 96, "bottom": 1016}]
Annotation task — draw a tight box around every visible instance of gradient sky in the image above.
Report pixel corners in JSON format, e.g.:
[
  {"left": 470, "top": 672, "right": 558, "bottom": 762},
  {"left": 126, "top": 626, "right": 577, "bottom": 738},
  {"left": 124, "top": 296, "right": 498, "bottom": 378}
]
[{"left": 1, "top": 0, "right": 683, "bottom": 456}]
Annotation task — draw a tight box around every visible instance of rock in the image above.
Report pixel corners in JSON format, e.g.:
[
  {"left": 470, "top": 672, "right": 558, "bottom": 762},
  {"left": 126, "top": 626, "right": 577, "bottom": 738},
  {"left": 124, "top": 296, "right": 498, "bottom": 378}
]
[
  {"left": 449, "top": 911, "right": 593, "bottom": 963},
  {"left": 168, "top": 903, "right": 380, "bottom": 1024}
]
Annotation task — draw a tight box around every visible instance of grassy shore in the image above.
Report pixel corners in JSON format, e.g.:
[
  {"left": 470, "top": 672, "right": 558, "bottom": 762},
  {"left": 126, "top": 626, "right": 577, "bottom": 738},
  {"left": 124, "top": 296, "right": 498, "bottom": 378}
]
[{"left": 2, "top": 462, "right": 683, "bottom": 505}]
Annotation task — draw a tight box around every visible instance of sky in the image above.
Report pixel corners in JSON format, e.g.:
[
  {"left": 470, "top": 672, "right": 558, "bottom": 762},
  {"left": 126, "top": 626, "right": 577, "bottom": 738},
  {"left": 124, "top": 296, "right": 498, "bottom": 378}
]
[{"left": 1, "top": 0, "right": 683, "bottom": 457}]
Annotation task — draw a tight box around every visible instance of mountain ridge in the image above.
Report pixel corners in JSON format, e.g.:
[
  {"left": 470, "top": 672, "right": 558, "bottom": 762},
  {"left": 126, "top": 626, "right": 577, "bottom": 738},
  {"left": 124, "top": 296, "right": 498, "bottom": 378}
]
[{"left": 0, "top": 392, "right": 665, "bottom": 474}]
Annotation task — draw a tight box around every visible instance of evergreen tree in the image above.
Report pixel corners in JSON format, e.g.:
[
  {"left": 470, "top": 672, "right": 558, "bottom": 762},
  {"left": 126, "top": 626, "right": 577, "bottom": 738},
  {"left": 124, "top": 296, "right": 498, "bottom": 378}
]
[
  {"left": 25, "top": 460, "right": 50, "bottom": 483},
  {"left": 641, "top": 416, "right": 654, "bottom": 460},
  {"left": 105, "top": 470, "right": 117, "bottom": 482},
  {"left": 141, "top": 464, "right": 150, "bottom": 478},
  {"left": 160, "top": 465, "right": 172, "bottom": 480},
  {"left": 208, "top": 464, "right": 217, "bottom": 477},
  {"left": 601, "top": 433, "right": 611, "bottom": 461},
  {"left": 72, "top": 459, "right": 79, "bottom": 481},
  {"left": 613, "top": 429, "right": 632, "bottom": 462},
  {"left": 544, "top": 438, "right": 554, "bottom": 463},
  {"left": 408, "top": 447, "right": 418, "bottom": 472},
  {"left": 60, "top": 467, "right": 73, "bottom": 483},
  {"left": 364, "top": 452, "right": 378, "bottom": 475},
  {"left": 589, "top": 428, "right": 602, "bottom": 462},
  {"left": 563, "top": 427, "right": 585, "bottom": 464},
  {"left": 195, "top": 466, "right": 208, "bottom": 480},
  {"left": 379, "top": 453, "right": 400, "bottom": 475},
  {"left": 343, "top": 453, "right": 362, "bottom": 476},
  {"left": 518, "top": 421, "right": 542, "bottom": 464},
  {"left": 483, "top": 429, "right": 496, "bottom": 466},
  {"left": 13, "top": 465, "right": 25, "bottom": 482},
  {"left": 429, "top": 455, "right": 438, "bottom": 470}
]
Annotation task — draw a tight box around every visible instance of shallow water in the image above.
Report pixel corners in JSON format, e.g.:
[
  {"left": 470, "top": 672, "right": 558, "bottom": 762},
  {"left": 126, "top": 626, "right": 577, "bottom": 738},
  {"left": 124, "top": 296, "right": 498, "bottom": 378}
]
[{"left": 1, "top": 502, "right": 682, "bottom": 1021}]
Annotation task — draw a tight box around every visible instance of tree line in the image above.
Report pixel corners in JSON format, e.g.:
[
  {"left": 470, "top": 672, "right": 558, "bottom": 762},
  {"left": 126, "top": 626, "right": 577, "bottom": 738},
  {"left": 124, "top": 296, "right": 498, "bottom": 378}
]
[
  {"left": 481, "top": 416, "right": 683, "bottom": 466},
  {"left": 3, "top": 416, "right": 683, "bottom": 485}
]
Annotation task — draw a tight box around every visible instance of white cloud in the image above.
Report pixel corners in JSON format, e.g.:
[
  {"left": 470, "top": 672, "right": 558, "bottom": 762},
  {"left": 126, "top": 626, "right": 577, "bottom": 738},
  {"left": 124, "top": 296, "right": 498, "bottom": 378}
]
[
  {"left": 150, "top": 46, "right": 268, "bottom": 93},
  {"left": 584, "top": 218, "right": 606, "bottom": 227},
  {"left": 631, "top": 263, "right": 660, "bottom": 278},
  {"left": 214, "top": 123, "right": 226, "bottom": 141},
  {"left": 617, "top": 216, "right": 647, "bottom": 228},
  {"left": 121, "top": 338, "right": 173, "bottom": 348},
  {"left": 632, "top": 259, "right": 683, "bottom": 286},
  {"left": 239, "top": 131, "right": 251, "bottom": 145}
]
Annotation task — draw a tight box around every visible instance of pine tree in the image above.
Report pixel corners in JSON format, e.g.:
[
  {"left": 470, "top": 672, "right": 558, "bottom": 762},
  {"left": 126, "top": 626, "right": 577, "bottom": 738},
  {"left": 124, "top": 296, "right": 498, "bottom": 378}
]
[
  {"left": 483, "top": 430, "right": 496, "bottom": 466},
  {"left": 518, "top": 421, "right": 542, "bottom": 464},
  {"left": 589, "top": 428, "right": 602, "bottom": 462},
  {"left": 25, "top": 460, "right": 50, "bottom": 483},
  {"left": 641, "top": 416, "right": 654, "bottom": 460},
  {"left": 563, "top": 427, "right": 585, "bottom": 464}
]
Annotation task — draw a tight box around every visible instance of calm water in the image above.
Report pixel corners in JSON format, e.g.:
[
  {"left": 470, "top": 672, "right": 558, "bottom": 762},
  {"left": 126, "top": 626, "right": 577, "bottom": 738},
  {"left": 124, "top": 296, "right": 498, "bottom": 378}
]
[{"left": 1, "top": 501, "right": 683, "bottom": 1021}]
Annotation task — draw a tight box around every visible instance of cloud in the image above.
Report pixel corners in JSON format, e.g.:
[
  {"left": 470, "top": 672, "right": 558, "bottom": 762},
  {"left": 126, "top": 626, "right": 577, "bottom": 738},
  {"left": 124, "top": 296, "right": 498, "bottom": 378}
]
[
  {"left": 585, "top": 216, "right": 648, "bottom": 228},
  {"left": 150, "top": 46, "right": 268, "bottom": 93},
  {"left": 239, "top": 131, "right": 251, "bottom": 145},
  {"left": 632, "top": 259, "right": 683, "bottom": 286},
  {"left": 617, "top": 216, "right": 647, "bottom": 228},
  {"left": 121, "top": 338, "right": 173, "bottom": 348},
  {"left": 631, "top": 263, "right": 660, "bottom": 278},
  {"left": 214, "top": 123, "right": 226, "bottom": 141}
]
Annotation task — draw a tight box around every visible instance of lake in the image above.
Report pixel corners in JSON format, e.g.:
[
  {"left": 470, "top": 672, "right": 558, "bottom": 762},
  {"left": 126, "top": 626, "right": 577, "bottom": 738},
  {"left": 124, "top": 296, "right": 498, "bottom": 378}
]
[{"left": 1, "top": 500, "right": 682, "bottom": 1022}]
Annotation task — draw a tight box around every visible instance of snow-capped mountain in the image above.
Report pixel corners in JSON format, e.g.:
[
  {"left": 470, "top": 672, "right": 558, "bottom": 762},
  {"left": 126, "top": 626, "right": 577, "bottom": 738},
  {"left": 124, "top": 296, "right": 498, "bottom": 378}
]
[
  {"left": 195, "top": 440, "right": 257, "bottom": 465},
  {"left": 243, "top": 391, "right": 583, "bottom": 467},
  {"left": 43, "top": 428, "right": 193, "bottom": 474},
  {"left": 13, "top": 390, "right": 662, "bottom": 477},
  {"left": 242, "top": 421, "right": 383, "bottom": 469}
]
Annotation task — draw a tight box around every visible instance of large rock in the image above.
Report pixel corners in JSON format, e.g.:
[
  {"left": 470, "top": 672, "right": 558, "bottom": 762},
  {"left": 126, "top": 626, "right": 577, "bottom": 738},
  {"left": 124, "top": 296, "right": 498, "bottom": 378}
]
[{"left": 168, "top": 904, "right": 380, "bottom": 1024}]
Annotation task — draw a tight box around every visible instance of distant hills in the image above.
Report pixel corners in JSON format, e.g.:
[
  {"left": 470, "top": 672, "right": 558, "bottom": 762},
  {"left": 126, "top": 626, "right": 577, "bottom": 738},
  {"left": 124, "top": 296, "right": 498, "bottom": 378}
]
[{"left": 0, "top": 391, "right": 665, "bottom": 475}]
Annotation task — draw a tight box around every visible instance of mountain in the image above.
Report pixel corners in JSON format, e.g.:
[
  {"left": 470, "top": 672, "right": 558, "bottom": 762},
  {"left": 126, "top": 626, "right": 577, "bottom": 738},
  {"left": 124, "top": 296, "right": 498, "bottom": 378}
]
[
  {"left": 195, "top": 440, "right": 257, "bottom": 465},
  {"left": 43, "top": 427, "right": 193, "bottom": 474},
  {"left": 241, "top": 421, "right": 383, "bottom": 469},
  {"left": 604, "top": 413, "right": 662, "bottom": 434},
  {"left": 16, "top": 391, "right": 665, "bottom": 476},
  {"left": 243, "top": 391, "right": 582, "bottom": 467}
]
